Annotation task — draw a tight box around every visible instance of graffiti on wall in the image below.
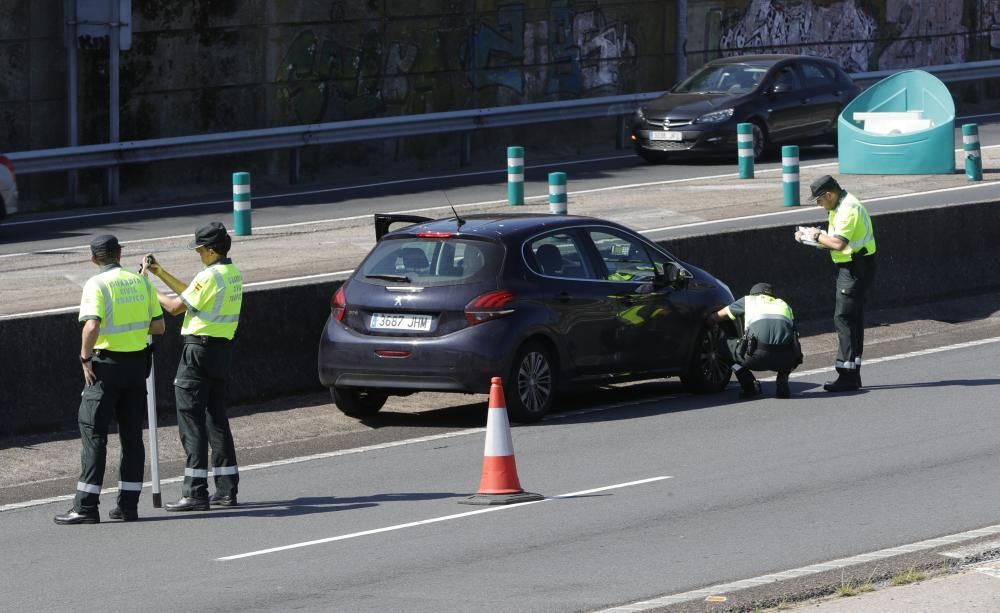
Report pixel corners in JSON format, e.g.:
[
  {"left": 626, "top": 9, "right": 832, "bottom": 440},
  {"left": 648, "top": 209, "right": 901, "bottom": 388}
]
[
  {"left": 275, "top": 29, "right": 419, "bottom": 123},
  {"left": 713, "top": 0, "right": 994, "bottom": 72},
  {"left": 465, "top": 0, "right": 637, "bottom": 98}
]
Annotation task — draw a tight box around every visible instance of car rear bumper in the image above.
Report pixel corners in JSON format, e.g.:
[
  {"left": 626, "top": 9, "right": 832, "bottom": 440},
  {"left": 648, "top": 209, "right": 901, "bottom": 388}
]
[{"left": 318, "top": 317, "right": 520, "bottom": 394}]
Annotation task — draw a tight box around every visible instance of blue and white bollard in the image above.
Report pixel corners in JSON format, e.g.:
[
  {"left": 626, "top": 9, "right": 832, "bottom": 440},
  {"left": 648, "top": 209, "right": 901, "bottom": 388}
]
[
  {"left": 507, "top": 146, "right": 524, "bottom": 206},
  {"left": 963, "top": 124, "right": 982, "bottom": 182},
  {"left": 233, "top": 172, "right": 252, "bottom": 235},
  {"left": 781, "top": 145, "right": 800, "bottom": 207},
  {"left": 548, "top": 172, "right": 567, "bottom": 214},
  {"left": 737, "top": 123, "right": 754, "bottom": 179}
]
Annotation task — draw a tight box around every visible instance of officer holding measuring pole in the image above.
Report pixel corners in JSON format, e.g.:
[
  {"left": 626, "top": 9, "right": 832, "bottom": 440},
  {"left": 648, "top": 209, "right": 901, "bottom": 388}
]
[
  {"left": 143, "top": 222, "right": 243, "bottom": 511},
  {"left": 54, "top": 235, "right": 165, "bottom": 525}
]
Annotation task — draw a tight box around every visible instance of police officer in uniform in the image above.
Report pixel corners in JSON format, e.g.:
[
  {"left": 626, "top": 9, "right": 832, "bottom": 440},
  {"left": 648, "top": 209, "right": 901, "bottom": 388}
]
[
  {"left": 143, "top": 222, "right": 243, "bottom": 511},
  {"left": 55, "top": 235, "right": 165, "bottom": 525},
  {"left": 795, "top": 175, "right": 877, "bottom": 392},
  {"left": 710, "top": 282, "right": 802, "bottom": 399}
]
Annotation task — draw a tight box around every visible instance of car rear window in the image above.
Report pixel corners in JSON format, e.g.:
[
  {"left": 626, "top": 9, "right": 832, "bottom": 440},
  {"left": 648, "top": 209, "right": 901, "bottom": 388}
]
[{"left": 357, "top": 237, "right": 501, "bottom": 287}]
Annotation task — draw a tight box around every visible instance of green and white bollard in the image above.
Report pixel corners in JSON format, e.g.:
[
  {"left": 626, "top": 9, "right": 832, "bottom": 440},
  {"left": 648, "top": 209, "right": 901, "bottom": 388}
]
[
  {"left": 781, "top": 145, "right": 800, "bottom": 207},
  {"left": 548, "top": 172, "right": 567, "bottom": 214},
  {"left": 737, "top": 123, "right": 754, "bottom": 179},
  {"left": 232, "top": 171, "right": 252, "bottom": 235},
  {"left": 507, "top": 146, "right": 524, "bottom": 206},
  {"left": 963, "top": 124, "right": 982, "bottom": 181}
]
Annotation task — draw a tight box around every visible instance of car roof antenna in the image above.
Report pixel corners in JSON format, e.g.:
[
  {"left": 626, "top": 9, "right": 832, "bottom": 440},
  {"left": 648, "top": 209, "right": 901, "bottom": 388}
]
[{"left": 443, "top": 191, "right": 466, "bottom": 230}]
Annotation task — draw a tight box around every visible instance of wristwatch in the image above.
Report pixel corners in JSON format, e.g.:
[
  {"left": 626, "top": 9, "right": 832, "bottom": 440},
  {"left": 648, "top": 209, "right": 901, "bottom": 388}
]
[{"left": 80, "top": 355, "right": 93, "bottom": 364}]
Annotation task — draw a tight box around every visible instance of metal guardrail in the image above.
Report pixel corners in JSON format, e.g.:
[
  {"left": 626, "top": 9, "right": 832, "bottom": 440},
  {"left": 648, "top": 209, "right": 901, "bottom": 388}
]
[{"left": 8, "top": 60, "right": 1000, "bottom": 176}]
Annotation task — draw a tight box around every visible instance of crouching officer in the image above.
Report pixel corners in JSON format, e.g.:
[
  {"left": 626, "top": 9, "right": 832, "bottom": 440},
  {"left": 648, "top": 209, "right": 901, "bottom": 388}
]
[
  {"left": 143, "top": 222, "right": 243, "bottom": 511},
  {"left": 709, "top": 282, "right": 802, "bottom": 399},
  {"left": 55, "top": 235, "right": 165, "bottom": 525}
]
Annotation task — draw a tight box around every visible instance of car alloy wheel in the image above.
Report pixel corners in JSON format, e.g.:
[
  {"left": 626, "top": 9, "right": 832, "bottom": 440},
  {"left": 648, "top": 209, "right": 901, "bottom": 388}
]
[
  {"left": 680, "top": 324, "right": 731, "bottom": 394},
  {"left": 505, "top": 341, "right": 555, "bottom": 422}
]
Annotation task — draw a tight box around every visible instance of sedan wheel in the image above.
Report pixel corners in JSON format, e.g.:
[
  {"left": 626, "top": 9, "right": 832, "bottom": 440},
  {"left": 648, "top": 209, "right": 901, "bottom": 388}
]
[
  {"left": 505, "top": 341, "right": 556, "bottom": 422},
  {"left": 752, "top": 123, "right": 768, "bottom": 162},
  {"left": 680, "top": 324, "right": 731, "bottom": 394},
  {"left": 331, "top": 387, "right": 388, "bottom": 417}
]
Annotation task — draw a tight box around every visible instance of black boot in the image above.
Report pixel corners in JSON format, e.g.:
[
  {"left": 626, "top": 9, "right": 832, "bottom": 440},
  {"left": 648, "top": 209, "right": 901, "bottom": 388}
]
[
  {"left": 776, "top": 371, "right": 791, "bottom": 398},
  {"left": 856, "top": 365, "right": 862, "bottom": 389},
  {"left": 823, "top": 368, "right": 859, "bottom": 392},
  {"left": 735, "top": 369, "right": 762, "bottom": 399}
]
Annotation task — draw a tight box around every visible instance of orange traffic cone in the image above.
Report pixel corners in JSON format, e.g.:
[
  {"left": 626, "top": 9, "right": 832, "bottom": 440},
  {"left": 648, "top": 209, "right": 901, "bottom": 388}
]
[{"left": 460, "top": 377, "right": 544, "bottom": 505}]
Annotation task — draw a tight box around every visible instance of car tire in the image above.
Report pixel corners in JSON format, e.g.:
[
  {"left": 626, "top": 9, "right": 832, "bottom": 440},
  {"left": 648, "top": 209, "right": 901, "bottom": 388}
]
[
  {"left": 331, "top": 387, "right": 388, "bottom": 417},
  {"left": 751, "top": 122, "right": 769, "bottom": 162},
  {"left": 679, "top": 323, "right": 731, "bottom": 394},
  {"left": 504, "top": 341, "right": 556, "bottom": 422}
]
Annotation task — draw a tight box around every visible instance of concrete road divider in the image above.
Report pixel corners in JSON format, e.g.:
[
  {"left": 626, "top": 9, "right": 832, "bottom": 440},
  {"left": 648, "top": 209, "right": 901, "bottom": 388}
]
[{"left": 4, "top": 201, "right": 1000, "bottom": 436}]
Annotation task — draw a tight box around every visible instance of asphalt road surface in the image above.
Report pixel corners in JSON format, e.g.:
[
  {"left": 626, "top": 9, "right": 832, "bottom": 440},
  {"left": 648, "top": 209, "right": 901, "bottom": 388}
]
[{"left": 3, "top": 296, "right": 1000, "bottom": 612}]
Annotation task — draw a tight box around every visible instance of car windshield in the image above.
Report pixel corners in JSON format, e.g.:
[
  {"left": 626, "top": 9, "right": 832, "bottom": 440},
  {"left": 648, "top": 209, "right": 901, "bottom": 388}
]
[
  {"left": 357, "top": 236, "right": 501, "bottom": 287},
  {"left": 672, "top": 64, "right": 767, "bottom": 94}
]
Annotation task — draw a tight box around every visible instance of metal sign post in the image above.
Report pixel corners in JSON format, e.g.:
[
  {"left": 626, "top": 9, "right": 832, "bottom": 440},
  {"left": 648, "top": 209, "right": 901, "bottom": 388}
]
[{"left": 145, "top": 335, "right": 161, "bottom": 508}]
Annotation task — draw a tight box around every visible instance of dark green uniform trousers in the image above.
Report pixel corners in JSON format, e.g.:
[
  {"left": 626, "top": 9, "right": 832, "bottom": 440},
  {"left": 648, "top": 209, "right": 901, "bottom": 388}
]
[
  {"left": 834, "top": 255, "right": 877, "bottom": 371},
  {"left": 174, "top": 338, "right": 239, "bottom": 499},
  {"left": 74, "top": 350, "right": 147, "bottom": 514}
]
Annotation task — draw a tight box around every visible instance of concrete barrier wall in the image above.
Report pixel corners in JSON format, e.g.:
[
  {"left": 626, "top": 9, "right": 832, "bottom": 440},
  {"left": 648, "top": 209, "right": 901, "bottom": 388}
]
[{"left": 3, "top": 200, "right": 999, "bottom": 436}]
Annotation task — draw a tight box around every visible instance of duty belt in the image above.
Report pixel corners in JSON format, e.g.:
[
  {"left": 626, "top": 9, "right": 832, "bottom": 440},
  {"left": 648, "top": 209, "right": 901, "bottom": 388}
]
[
  {"left": 182, "top": 335, "right": 231, "bottom": 345},
  {"left": 756, "top": 341, "right": 796, "bottom": 352}
]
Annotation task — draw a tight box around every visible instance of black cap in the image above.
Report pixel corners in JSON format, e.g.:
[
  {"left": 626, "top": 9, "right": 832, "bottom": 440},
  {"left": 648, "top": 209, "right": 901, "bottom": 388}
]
[
  {"left": 90, "top": 234, "right": 121, "bottom": 259},
  {"left": 809, "top": 174, "right": 840, "bottom": 198},
  {"left": 189, "top": 222, "right": 229, "bottom": 249},
  {"left": 749, "top": 282, "right": 773, "bottom": 296}
]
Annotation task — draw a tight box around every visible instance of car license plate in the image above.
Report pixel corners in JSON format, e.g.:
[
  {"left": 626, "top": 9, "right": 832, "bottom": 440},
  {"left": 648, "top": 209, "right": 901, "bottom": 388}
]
[
  {"left": 369, "top": 312, "right": 433, "bottom": 331},
  {"left": 649, "top": 131, "right": 683, "bottom": 141}
]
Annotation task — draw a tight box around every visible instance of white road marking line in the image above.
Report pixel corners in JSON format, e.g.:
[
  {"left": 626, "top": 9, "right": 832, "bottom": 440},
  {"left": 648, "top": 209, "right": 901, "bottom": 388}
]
[
  {"left": 6, "top": 334, "right": 998, "bottom": 512},
  {"left": 216, "top": 476, "right": 672, "bottom": 561},
  {"left": 599, "top": 525, "right": 1000, "bottom": 611}
]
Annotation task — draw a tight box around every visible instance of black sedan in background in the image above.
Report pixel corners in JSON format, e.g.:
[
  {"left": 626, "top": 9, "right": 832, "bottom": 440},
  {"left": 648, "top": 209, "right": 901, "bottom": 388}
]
[
  {"left": 318, "top": 213, "right": 736, "bottom": 422},
  {"left": 631, "top": 54, "right": 859, "bottom": 162}
]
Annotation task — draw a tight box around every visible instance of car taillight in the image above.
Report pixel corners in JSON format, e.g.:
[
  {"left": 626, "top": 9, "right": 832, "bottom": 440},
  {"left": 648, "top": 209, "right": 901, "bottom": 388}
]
[
  {"left": 331, "top": 286, "right": 346, "bottom": 322},
  {"left": 416, "top": 231, "right": 453, "bottom": 239},
  {"left": 465, "top": 289, "right": 515, "bottom": 326}
]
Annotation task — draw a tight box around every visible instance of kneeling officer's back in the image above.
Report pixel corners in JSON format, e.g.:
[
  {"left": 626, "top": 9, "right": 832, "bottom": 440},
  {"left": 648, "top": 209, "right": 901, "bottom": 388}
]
[{"left": 710, "top": 282, "right": 802, "bottom": 399}]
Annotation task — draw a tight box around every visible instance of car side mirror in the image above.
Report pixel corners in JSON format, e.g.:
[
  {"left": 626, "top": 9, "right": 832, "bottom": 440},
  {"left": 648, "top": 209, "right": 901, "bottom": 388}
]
[{"left": 658, "top": 262, "right": 692, "bottom": 287}]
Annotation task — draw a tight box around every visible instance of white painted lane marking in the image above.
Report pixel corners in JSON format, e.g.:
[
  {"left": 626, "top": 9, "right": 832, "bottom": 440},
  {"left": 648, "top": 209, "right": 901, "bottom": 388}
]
[
  {"left": 216, "top": 476, "right": 672, "bottom": 561},
  {"left": 6, "top": 334, "right": 999, "bottom": 511},
  {"left": 599, "top": 524, "right": 1000, "bottom": 611}
]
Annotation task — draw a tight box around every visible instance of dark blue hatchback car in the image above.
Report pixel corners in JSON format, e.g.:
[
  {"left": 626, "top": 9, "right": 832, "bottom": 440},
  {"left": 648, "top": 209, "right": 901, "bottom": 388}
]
[{"left": 318, "top": 213, "right": 736, "bottom": 421}]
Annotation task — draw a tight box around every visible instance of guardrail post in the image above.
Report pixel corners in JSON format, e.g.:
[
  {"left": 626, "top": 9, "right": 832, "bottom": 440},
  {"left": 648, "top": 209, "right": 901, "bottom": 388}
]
[
  {"left": 548, "top": 172, "right": 567, "bottom": 214},
  {"left": 737, "top": 123, "right": 754, "bottom": 179},
  {"left": 616, "top": 115, "right": 627, "bottom": 149},
  {"left": 460, "top": 133, "right": 472, "bottom": 167},
  {"left": 507, "top": 146, "right": 524, "bottom": 206},
  {"left": 963, "top": 124, "right": 982, "bottom": 181},
  {"left": 233, "top": 171, "right": 252, "bottom": 236},
  {"left": 782, "top": 145, "right": 800, "bottom": 207}
]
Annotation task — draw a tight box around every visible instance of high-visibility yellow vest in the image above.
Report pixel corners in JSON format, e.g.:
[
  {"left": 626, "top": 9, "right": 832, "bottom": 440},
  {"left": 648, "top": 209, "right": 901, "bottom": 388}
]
[
  {"left": 827, "top": 192, "right": 877, "bottom": 263},
  {"left": 179, "top": 259, "right": 242, "bottom": 339},
  {"left": 79, "top": 264, "right": 162, "bottom": 352},
  {"left": 744, "top": 294, "right": 794, "bottom": 328}
]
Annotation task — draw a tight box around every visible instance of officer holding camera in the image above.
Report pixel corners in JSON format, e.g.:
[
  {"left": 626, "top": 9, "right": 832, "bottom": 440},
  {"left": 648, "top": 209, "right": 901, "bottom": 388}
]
[{"left": 143, "top": 222, "right": 243, "bottom": 511}]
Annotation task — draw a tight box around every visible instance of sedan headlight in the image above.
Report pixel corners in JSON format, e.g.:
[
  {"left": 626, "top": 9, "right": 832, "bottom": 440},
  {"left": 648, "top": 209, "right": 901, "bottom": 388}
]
[
  {"left": 694, "top": 108, "right": 734, "bottom": 124},
  {"left": 634, "top": 107, "right": 646, "bottom": 123}
]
